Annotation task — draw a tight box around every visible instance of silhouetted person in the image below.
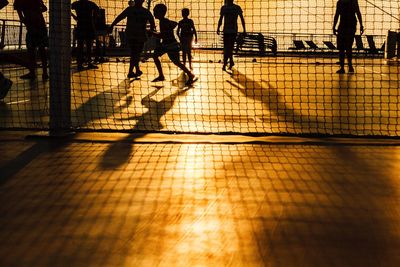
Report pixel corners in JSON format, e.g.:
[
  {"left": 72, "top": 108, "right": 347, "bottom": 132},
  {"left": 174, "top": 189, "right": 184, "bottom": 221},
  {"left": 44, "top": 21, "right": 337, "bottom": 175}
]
[
  {"left": 14, "top": 0, "right": 49, "bottom": 80},
  {"left": 177, "top": 8, "right": 197, "bottom": 70},
  {"left": 71, "top": 0, "right": 99, "bottom": 70},
  {"left": 110, "top": 0, "right": 155, "bottom": 78},
  {"left": 0, "top": 72, "right": 12, "bottom": 100},
  {"left": 217, "top": 0, "right": 246, "bottom": 71},
  {"left": 333, "top": 0, "right": 364, "bottom": 74},
  {"left": 0, "top": 1, "right": 12, "bottom": 99},
  {"left": 150, "top": 4, "right": 196, "bottom": 86}
]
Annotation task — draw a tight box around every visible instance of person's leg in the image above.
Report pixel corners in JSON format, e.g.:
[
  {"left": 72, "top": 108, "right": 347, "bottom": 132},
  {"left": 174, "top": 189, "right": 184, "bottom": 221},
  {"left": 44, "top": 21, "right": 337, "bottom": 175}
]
[
  {"left": 227, "top": 34, "right": 236, "bottom": 69},
  {"left": 336, "top": 33, "right": 345, "bottom": 73},
  {"left": 20, "top": 31, "right": 37, "bottom": 79},
  {"left": 347, "top": 48, "right": 354, "bottom": 72},
  {"left": 152, "top": 56, "right": 165, "bottom": 81},
  {"left": 182, "top": 49, "right": 187, "bottom": 66},
  {"left": 187, "top": 38, "right": 193, "bottom": 70},
  {"left": 337, "top": 49, "right": 345, "bottom": 73},
  {"left": 86, "top": 39, "right": 97, "bottom": 69},
  {"left": 0, "top": 72, "right": 12, "bottom": 100},
  {"left": 76, "top": 39, "right": 84, "bottom": 70},
  {"left": 188, "top": 49, "right": 193, "bottom": 70},
  {"left": 38, "top": 46, "right": 49, "bottom": 79},
  {"left": 347, "top": 32, "right": 355, "bottom": 73},
  {"left": 152, "top": 47, "right": 165, "bottom": 81},
  {"left": 170, "top": 52, "right": 195, "bottom": 85},
  {"left": 128, "top": 47, "right": 135, "bottom": 76},
  {"left": 133, "top": 42, "right": 144, "bottom": 76},
  {"left": 223, "top": 34, "right": 229, "bottom": 70}
]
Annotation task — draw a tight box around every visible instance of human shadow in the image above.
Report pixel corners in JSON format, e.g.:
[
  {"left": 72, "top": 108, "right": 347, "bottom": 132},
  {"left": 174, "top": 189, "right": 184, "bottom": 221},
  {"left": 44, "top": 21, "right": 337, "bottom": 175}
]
[
  {"left": 228, "top": 70, "right": 324, "bottom": 132},
  {"left": 223, "top": 72, "right": 396, "bottom": 266},
  {"left": 72, "top": 79, "right": 133, "bottom": 128},
  {"left": 100, "top": 86, "right": 188, "bottom": 170}
]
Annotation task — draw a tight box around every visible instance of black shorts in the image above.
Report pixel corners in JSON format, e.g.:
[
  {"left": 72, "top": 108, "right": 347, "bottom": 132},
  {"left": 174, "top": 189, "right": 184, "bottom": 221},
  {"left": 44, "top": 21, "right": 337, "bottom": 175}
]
[
  {"left": 75, "top": 27, "right": 96, "bottom": 41},
  {"left": 180, "top": 36, "right": 193, "bottom": 52},
  {"left": 223, "top": 33, "right": 237, "bottom": 51},
  {"left": 26, "top": 29, "right": 49, "bottom": 50},
  {"left": 337, "top": 29, "right": 356, "bottom": 50},
  {"left": 154, "top": 42, "right": 181, "bottom": 62},
  {"left": 128, "top": 40, "right": 145, "bottom": 55}
]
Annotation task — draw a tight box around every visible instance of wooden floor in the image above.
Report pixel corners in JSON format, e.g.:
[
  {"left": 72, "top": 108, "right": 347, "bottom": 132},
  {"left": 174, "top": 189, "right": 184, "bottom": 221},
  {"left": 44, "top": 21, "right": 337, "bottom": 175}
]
[
  {"left": 1, "top": 53, "right": 400, "bottom": 136},
  {"left": 0, "top": 134, "right": 399, "bottom": 266}
]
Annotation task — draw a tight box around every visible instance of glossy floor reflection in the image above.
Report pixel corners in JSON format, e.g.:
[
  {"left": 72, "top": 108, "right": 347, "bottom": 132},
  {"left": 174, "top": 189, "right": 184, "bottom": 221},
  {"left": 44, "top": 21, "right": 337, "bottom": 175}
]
[{"left": 0, "top": 137, "right": 399, "bottom": 266}]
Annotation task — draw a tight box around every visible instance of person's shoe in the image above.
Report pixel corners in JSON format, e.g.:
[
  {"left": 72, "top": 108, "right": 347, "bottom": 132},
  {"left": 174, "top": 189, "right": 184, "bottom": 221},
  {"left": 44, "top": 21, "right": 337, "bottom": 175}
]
[
  {"left": 0, "top": 78, "right": 13, "bottom": 99},
  {"left": 135, "top": 70, "right": 143, "bottom": 77},
  {"left": 20, "top": 72, "right": 36, "bottom": 80},
  {"left": 87, "top": 63, "right": 98, "bottom": 69},
  {"left": 127, "top": 72, "right": 136, "bottom": 78},
  {"left": 336, "top": 68, "right": 345, "bottom": 74},
  {"left": 42, "top": 72, "right": 49, "bottom": 81},
  {"left": 152, "top": 76, "right": 165, "bottom": 82},
  {"left": 348, "top": 66, "right": 355, "bottom": 73},
  {"left": 222, "top": 64, "right": 227, "bottom": 72},
  {"left": 185, "top": 74, "right": 197, "bottom": 86},
  {"left": 228, "top": 63, "right": 235, "bottom": 70}
]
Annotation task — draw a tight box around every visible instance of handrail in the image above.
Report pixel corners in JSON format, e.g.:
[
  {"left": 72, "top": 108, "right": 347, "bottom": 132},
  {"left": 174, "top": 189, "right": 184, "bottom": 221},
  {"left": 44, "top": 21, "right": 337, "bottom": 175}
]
[{"left": 0, "top": 18, "right": 388, "bottom": 52}]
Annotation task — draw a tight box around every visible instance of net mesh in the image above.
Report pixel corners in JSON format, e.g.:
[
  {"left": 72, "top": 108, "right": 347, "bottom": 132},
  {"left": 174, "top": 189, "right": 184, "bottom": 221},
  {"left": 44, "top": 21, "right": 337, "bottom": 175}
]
[{"left": 1, "top": 0, "right": 400, "bottom": 136}]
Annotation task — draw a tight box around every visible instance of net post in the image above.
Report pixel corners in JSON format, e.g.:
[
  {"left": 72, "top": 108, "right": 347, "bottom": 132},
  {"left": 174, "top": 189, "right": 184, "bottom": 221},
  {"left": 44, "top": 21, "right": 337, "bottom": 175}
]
[{"left": 49, "top": 0, "right": 72, "bottom": 135}]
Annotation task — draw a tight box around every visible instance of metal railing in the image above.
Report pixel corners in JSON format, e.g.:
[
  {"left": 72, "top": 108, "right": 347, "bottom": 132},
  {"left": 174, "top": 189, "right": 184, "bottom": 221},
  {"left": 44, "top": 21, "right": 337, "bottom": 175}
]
[{"left": 0, "top": 19, "right": 387, "bottom": 54}]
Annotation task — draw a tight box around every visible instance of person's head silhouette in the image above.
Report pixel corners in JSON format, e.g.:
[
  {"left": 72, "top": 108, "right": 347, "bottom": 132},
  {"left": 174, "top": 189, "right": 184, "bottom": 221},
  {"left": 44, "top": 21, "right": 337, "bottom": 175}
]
[
  {"left": 182, "top": 8, "right": 189, "bottom": 19},
  {"left": 226, "top": 0, "right": 234, "bottom": 5},
  {"left": 153, "top": 3, "right": 167, "bottom": 19},
  {"left": 135, "top": 0, "right": 144, "bottom": 6}
]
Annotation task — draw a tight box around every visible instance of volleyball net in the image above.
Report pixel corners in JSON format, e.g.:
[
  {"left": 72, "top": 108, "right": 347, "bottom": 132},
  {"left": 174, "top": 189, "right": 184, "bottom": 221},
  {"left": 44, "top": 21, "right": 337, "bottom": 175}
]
[{"left": 0, "top": 0, "right": 400, "bottom": 136}]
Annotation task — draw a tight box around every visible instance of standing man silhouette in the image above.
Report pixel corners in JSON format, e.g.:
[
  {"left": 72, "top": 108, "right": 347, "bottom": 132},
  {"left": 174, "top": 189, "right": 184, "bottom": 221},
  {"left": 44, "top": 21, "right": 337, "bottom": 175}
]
[
  {"left": 110, "top": 0, "right": 155, "bottom": 78},
  {"left": 333, "top": 0, "right": 364, "bottom": 74},
  {"left": 14, "top": 0, "right": 49, "bottom": 80},
  {"left": 71, "top": 0, "right": 100, "bottom": 71},
  {"left": 217, "top": 0, "right": 246, "bottom": 71}
]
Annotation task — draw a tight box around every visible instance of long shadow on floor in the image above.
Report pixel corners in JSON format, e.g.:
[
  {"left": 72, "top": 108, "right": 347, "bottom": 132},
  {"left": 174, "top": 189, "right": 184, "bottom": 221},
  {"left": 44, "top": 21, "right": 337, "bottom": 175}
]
[{"left": 100, "top": 86, "right": 189, "bottom": 170}]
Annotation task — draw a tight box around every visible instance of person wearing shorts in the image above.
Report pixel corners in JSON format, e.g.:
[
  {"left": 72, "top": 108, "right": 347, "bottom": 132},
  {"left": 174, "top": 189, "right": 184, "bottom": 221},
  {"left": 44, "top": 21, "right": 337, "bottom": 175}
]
[
  {"left": 150, "top": 4, "right": 195, "bottom": 86},
  {"left": 333, "top": 0, "right": 364, "bottom": 74},
  {"left": 217, "top": 0, "right": 246, "bottom": 71},
  {"left": 177, "top": 8, "right": 197, "bottom": 70},
  {"left": 72, "top": 0, "right": 100, "bottom": 70},
  {"left": 14, "top": 0, "right": 49, "bottom": 80},
  {"left": 110, "top": 0, "right": 155, "bottom": 78}
]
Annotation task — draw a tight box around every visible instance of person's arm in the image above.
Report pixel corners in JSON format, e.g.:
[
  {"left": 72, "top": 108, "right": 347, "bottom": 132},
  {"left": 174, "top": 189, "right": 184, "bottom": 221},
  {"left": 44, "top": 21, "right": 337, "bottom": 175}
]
[
  {"left": 71, "top": 3, "right": 78, "bottom": 21},
  {"left": 355, "top": 0, "right": 364, "bottom": 34},
  {"left": 192, "top": 20, "right": 198, "bottom": 43},
  {"left": 333, "top": 2, "right": 339, "bottom": 35},
  {"left": 177, "top": 22, "right": 182, "bottom": 39},
  {"left": 148, "top": 12, "right": 156, "bottom": 32},
  {"left": 71, "top": 12, "right": 78, "bottom": 21},
  {"left": 217, "top": 6, "right": 224, "bottom": 35},
  {"left": 171, "top": 20, "right": 178, "bottom": 29},
  {"left": 109, "top": 9, "right": 128, "bottom": 31},
  {"left": 40, "top": 1, "right": 48, "bottom": 12},
  {"left": 16, "top": 10, "right": 26, "bottom": 24},
  {"left": 239, "top": 12, "right": 246, "bottom": 34}
]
